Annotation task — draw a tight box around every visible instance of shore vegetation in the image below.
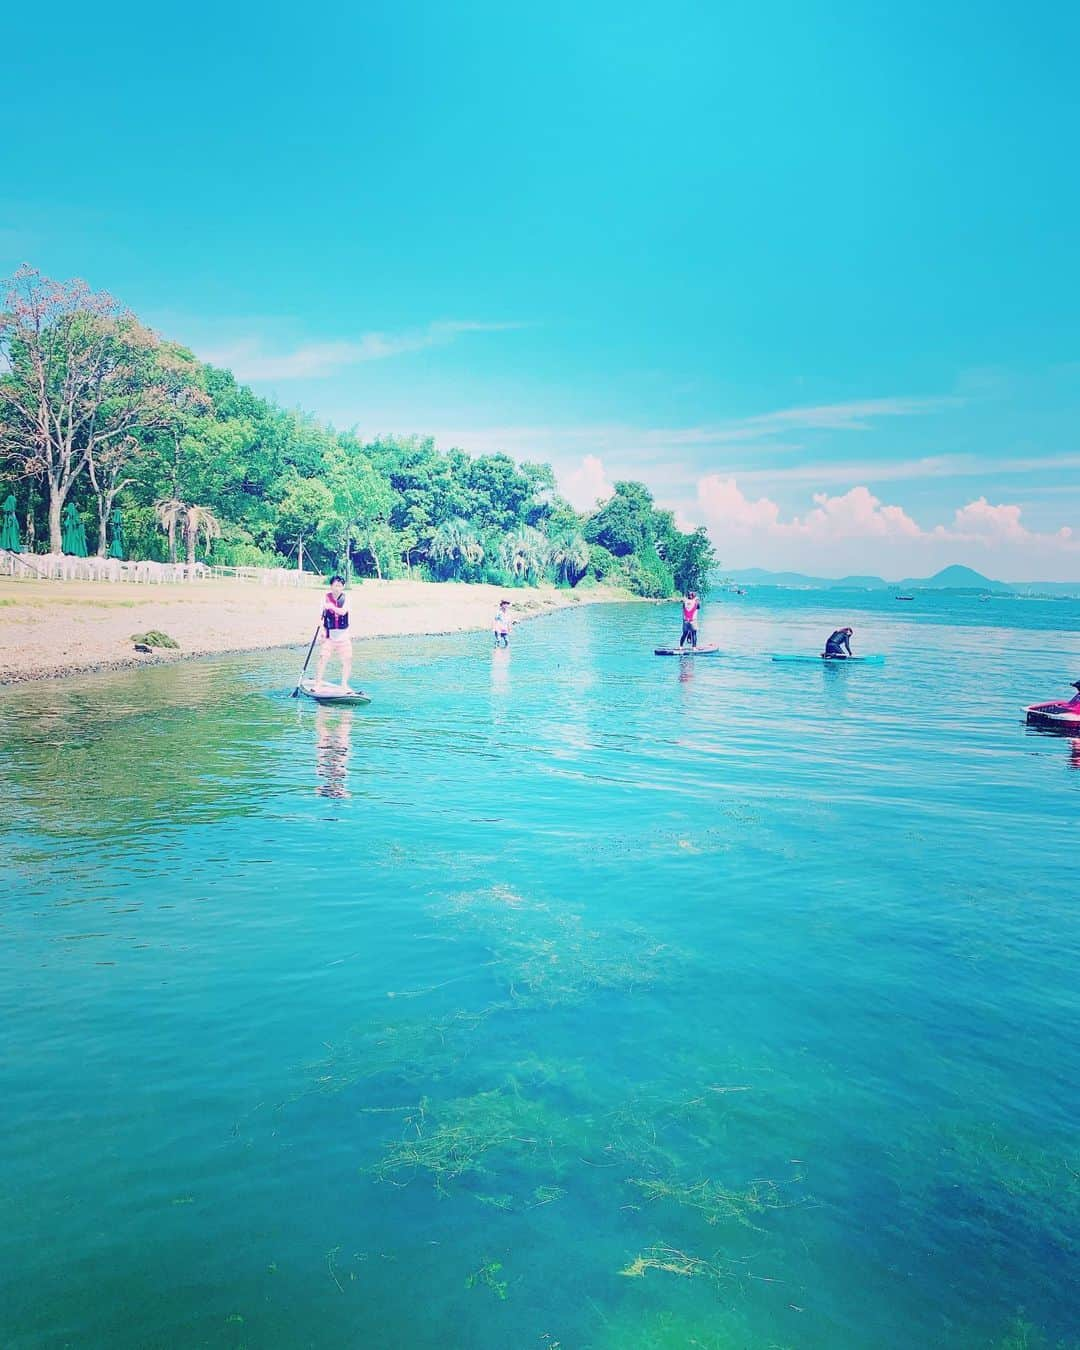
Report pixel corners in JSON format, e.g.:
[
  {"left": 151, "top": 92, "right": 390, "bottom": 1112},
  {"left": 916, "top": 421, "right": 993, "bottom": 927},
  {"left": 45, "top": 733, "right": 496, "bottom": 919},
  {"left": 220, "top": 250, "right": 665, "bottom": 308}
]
[{"left": 1, "top": 266, "right": 714, "bottom": 597}]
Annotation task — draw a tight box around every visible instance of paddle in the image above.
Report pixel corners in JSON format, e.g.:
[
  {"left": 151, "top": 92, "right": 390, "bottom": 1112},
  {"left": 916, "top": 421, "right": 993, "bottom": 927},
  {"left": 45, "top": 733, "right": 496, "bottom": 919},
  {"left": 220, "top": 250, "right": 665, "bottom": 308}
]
[{"left": 291, "top": 624, "right": 323, "bottom": 697}]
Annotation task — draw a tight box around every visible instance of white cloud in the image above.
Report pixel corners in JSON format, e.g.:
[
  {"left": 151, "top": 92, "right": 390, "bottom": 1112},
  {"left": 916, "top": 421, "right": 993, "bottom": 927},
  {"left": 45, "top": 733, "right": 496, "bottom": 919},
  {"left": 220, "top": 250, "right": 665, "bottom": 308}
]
[
  {"left": 948, "top": 498, "right": 1029, "bottom": 542},
  {"left": 799, "top": 487, "right": 924, "bottom": 539},
  {"left": 727, "top": 396, "right": 959, "bottom": 438},
  {"left": 729, "top": 452, "right": 1080, "bottom": 487},
  {"left": 695, "top": 476, "right": 782, "bottom": 532},
  {"left": 940, "top": 497, "right": 1074, "bottom": 548},
  {"left": 694, "top": 478, "right": 1080, "bottom": 578},
  {"left": 418, "top": 393, "right": 953, "bottom": 466},
  {"left": 561, "top": 454, "right": 613, "bottom": 511},
  {"left": 200, "top": 319, "right": 525, "bottom": 381},
  {"left": 696, "top": 480, "right": 922, "bottom": 540}
]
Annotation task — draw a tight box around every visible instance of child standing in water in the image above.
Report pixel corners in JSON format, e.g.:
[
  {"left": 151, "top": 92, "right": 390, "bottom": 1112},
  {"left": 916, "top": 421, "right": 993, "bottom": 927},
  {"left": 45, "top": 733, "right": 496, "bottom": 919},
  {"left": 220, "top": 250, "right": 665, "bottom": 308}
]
[
  {"left": 493, "top": 599, "right": 512, "bottom": 648},
  {"left": 315, "top": 575, "right": 354, "bottom": 691}
]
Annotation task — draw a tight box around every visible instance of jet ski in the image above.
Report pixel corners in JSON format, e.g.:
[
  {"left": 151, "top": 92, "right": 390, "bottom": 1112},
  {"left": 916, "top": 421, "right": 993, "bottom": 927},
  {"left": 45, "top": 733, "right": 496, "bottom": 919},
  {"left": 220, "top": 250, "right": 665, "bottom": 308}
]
[{"left": 1025, "top": 681, "right": 1080, "bottom": 730}]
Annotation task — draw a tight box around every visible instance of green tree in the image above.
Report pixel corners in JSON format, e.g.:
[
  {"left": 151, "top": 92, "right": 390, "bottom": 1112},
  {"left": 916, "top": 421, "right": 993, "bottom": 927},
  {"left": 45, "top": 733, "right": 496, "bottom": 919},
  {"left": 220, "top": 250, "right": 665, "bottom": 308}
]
[
  {"left": 467, "top": 453, "right": 535, "bottom": 533},
  {"left": 430, "top": 517, "right": 483, "bottom": 579},
  {"left": 182, "top": 504, "right": 222, "bottom": 565},
  {"left": 584, "top": 481, "right": 656, "bottom": 557},
  {"left": 87, "top": 434, "right": 139, "bottom": 556},
  {"left": 0, "top": 267, "right": 716, "bottom": 591},
  {"left": 626, "top": 542, "right": 675, "bottom": 598},
  {"left": 548, "top": 527, "right": 590, "bottom": 586},
  {"left": 499, "top": 525, "right": 548, "bottom": 583},
  {"left": 154, "top": 497, "right": 186, "bottom": 563},
  {"left": 664, "top": 525, "right": 716, "bottom": 594},
  {"left": 323, "top": 443, "right": 393, "bottom": 576},
  {"left": 353, "top": 521, "right": 404, "bottom": 580},
  {"left": 274, "top": 472, "right": 336, "bottom": 569},
  {"left": 0, "top": 266, "right": 171, "bottom": 551}
]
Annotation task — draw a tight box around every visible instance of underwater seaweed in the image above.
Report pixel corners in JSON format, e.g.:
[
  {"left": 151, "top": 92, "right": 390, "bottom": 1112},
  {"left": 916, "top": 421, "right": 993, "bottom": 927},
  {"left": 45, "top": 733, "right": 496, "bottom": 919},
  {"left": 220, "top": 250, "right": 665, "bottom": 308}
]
[
  {"left": 439, "top": 886, "right": 671, "bottom": 1007},
  {"left": 626, "top": 1175, "right": 790, "bottom": 1229},
  {"left": 465, "top": 1258, "right": 509, "bottom": 1300},
  {"left": 371, "top": 1084, "right": 582, "bottom": 1195},
  {"left": 618, "top": 1242, "right": 742, "bottom": 1284},
  {"left": 303, "top": 1007, "right": 495, "bottom": 1097}
]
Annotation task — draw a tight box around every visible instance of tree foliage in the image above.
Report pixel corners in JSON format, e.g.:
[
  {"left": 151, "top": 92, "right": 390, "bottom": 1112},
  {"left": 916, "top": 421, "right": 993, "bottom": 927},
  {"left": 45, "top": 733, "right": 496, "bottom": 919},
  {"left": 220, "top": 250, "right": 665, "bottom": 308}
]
[{"left": 0, "top": 267, "right": 717, "bottom": 592}]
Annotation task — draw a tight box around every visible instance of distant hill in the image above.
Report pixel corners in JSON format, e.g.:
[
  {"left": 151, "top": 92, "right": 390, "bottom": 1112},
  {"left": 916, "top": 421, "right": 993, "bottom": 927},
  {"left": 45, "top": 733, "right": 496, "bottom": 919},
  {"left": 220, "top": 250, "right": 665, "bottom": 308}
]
[
  {"left": 722, "top": 568, "right": 838, "bottom": 587},
  {"left": 1006, "top": 581, "right": 1080, "bottom": 597},
  {"left": 895, "top": 565, "right": 1010, "bottom": 592},
  {"left": 831, "top": 574, "right": 890, "bottom": 590},
  {"left": 722, "top": 564, "right": 1069, "bottom": 594},
  {"left": 725, "top": 567, "right": 893, "bottom": 589}
]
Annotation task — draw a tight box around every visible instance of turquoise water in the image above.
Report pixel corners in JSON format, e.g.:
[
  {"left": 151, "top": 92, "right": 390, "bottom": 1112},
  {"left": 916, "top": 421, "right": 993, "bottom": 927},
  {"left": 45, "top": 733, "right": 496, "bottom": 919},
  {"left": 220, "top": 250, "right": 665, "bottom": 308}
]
[{"left": 1, "top": 592, "right": 1078, "bottom": 1349}]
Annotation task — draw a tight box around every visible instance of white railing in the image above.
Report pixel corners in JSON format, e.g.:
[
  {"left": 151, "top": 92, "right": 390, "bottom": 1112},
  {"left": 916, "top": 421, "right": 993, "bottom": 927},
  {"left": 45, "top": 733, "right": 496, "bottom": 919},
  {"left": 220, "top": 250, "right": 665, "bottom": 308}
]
[
  {"left": 0, "top": 550, "right": 311, "bottom": 585},
  {"left": 209, "top": 565, "right": 311, "bottom": 586}
]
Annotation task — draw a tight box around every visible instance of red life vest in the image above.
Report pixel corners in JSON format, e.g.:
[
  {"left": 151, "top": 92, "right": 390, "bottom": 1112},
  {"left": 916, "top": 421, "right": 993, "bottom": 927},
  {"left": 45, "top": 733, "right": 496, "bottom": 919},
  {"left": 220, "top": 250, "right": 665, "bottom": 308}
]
[{"left": 323, "top": 592, "right": 349, "bottom": 631}]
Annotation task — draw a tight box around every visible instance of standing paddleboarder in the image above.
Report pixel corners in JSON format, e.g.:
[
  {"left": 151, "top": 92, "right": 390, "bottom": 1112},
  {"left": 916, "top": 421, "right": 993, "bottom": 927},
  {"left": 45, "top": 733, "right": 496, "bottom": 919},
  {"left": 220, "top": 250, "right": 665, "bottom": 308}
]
[
  {"left": 315, "top": 575, "right": 354, "bottom": 692},
  {"left": 679, "top": 590, "right": 701, "bottom": 649}
]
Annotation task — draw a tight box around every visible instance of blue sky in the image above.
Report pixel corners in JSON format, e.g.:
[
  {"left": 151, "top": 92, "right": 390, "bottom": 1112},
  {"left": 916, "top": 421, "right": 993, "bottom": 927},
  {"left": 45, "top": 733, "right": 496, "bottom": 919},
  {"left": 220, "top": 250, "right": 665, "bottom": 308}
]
[{"left": 4, "top": 0, "right": 1079, "bottom": 578}]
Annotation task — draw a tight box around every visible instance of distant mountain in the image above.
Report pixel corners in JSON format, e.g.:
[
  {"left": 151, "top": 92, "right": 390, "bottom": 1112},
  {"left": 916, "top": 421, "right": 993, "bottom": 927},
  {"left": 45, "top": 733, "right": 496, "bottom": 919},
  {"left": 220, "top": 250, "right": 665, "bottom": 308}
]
[
  {"left": 723, "top": 564, "right": 1056, "bottom": 593},
  {"left": 895, "top": 565, "right": 1010, "bottom": 592},
  {"left": 1005, "top": 580, "right": 1080, "bottom": 598},
  {"left": 831, "top": 574, "right": 890, "bottom": 590},
  {"left": 722, "top": 568, "right": 836, "bottom": 587},
  {"left": 725, "top": 567, "right": 892, "bottom": 589}
]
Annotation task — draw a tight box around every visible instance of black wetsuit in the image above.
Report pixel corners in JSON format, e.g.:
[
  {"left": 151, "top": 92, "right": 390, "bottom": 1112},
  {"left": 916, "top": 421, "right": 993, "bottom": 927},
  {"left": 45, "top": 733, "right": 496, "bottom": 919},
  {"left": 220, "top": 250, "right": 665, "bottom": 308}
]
[{"left": 824, "top": 630, "right": 852, "bottom": 658}]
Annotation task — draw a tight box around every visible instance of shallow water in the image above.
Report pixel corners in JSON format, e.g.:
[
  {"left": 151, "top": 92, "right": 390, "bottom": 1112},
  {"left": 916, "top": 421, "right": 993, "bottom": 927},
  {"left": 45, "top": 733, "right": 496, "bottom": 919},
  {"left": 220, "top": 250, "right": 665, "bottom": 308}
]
[{"left": 1, "top": 592, "right": 1078, "bottom": 1349}]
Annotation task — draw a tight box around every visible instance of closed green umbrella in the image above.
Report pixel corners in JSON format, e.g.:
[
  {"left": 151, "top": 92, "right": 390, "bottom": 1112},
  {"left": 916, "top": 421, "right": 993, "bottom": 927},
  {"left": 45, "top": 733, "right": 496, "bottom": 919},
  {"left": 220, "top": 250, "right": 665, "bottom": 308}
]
[
  {"left": 0, "top": 495, "right": 21, "bottom": 553},
  {"left": 61, "top": 503, "right": 88, "bottom": 557},
  {"left": 107, "top": 506, "right": 125, "bottom": 560}
]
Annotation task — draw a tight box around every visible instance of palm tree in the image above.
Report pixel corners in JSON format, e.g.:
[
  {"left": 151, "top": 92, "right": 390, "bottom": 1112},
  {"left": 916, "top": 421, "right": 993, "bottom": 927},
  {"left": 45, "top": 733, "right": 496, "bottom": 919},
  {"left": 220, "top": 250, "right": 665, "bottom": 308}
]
[
  {"left": 499, "top": 527, "right": 547, "bottom": 582},
  {"left": 548, "top": 529, "right": 590, "bottom": 586},
  {"left": 182, "top": 504, "right": 222, "bottom": 565},
  {"left": 154, "top": 498, "right": 185, "bottom": 563},
  {"left": 429, "top": 518, "right": 483, "bottom": 577}
]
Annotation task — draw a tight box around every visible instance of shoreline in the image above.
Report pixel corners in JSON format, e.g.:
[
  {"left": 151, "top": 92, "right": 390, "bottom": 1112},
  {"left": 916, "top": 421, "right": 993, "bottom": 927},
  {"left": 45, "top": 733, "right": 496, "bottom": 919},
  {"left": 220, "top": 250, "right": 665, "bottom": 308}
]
[{"left": 0, "top": 577, "right": 635, "bottom": 685}]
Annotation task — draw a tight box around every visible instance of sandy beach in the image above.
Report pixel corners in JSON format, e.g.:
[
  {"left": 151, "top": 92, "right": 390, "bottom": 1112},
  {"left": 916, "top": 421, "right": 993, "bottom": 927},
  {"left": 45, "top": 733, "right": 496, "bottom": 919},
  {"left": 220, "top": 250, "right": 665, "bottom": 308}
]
[{"left": 0, "top": 576, "right": 628, "bottom": 684}]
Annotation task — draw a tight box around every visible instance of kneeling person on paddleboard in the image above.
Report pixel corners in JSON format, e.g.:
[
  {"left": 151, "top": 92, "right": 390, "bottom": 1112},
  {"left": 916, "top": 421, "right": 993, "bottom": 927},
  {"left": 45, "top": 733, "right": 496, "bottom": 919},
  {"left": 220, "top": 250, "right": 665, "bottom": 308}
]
[
  {"left": 316, "top": 575, "right": 354, "bottom": 691},
  {"left": 823, "top": 627, "right": 854, "bottom": 659},
  {"left": 680, "top": 591, "right": 700, "bottom": 649}
]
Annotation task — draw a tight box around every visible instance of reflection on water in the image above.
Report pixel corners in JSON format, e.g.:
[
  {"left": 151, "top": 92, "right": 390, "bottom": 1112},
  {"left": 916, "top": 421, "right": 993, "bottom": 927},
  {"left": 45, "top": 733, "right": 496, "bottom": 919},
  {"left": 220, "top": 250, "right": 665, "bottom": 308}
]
[
  {"left": 490, "top": 644, "right": 510, "bottom": 697},
  {"left": 1026, "top": 720, "right": 1080, "bottom": 770},
  {"left": 315, "top": 706, "right": 353, "bottom": 799},
  {"left": 0, "top": 596, "right": 1078, "bottom": 1350}
]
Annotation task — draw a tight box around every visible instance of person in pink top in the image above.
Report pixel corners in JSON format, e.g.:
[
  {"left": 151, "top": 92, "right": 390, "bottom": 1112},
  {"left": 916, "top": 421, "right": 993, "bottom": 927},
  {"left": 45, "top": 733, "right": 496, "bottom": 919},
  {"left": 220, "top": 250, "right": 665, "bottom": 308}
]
[{"left": 679, "top": 590, "right": 701, "bottom": 649}]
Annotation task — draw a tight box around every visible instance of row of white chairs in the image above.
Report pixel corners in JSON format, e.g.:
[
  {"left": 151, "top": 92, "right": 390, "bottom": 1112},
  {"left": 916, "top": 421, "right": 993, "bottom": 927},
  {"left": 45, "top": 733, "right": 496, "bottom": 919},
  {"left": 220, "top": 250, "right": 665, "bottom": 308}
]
[
  {"left": 0, "top": 551, "right": 311, "bottom": 586},
  {"left": 0, "top": 552, "right": 210, "bottom": 582}
]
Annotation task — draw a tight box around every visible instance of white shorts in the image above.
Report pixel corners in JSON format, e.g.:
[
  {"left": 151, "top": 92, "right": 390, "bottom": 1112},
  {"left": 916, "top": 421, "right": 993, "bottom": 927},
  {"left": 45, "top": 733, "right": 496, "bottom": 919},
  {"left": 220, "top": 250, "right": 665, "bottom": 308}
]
[{"left": 323, "top": 632, "right": 351, "bottom": 648}]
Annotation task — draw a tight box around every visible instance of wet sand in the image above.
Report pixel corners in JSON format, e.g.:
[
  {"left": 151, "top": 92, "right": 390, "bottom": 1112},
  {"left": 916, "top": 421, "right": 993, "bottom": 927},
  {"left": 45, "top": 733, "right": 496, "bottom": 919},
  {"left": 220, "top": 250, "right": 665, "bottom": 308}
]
[{"left": 0, "top": 576, "right": 627, "bottom": 684}]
